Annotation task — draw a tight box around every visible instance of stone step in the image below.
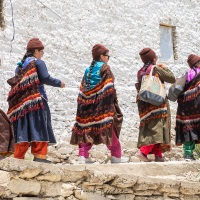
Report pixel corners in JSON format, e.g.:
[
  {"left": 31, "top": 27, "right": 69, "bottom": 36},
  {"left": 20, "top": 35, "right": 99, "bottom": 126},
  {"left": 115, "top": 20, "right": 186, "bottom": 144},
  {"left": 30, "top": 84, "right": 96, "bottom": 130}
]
[{"left": 0, "top": 158, "right": 200, "bottom": 199}]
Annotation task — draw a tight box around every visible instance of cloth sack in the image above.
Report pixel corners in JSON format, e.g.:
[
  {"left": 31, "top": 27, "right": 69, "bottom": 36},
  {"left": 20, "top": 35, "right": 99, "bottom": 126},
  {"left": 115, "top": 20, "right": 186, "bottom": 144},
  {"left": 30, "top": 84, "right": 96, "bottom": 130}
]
[
  {"left": 138, "top": 66, "right": 166, "bottom": 106},
  {"left": 168, "top": 73, "right": 187, "bottom": 102}
]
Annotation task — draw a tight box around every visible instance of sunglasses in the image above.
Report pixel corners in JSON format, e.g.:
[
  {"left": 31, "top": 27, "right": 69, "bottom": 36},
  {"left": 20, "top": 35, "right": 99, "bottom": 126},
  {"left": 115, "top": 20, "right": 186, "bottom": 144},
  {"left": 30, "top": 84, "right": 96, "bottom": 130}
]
[{"left": 103, "top": 55, "right": 110, "bottom": 59}]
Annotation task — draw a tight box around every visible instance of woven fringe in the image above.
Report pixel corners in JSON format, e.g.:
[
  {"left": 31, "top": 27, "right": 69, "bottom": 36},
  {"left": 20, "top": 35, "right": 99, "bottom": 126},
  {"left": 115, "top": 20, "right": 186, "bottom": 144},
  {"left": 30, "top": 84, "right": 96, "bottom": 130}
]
[
  {"left": 7, "top": 62, "right": 44, "bottom": 123},
  {"left": 8, "top": 98, "right": 44, "bottom": 123},
  {"left": 8, "top": 73, "right": 39, "bottom": 100},
  {"left": 140, "top": 113, "right": 168, "bottom": 128},
  {"left": 72, "top": 120, "right": 113, "bottom": 136}
]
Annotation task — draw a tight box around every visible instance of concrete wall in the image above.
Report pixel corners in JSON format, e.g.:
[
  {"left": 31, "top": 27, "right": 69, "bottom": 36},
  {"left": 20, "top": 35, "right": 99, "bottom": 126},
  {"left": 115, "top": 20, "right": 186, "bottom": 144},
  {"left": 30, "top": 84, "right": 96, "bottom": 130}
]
[{"left": 0, "top": 0, "right": 200, "bottom": 160}]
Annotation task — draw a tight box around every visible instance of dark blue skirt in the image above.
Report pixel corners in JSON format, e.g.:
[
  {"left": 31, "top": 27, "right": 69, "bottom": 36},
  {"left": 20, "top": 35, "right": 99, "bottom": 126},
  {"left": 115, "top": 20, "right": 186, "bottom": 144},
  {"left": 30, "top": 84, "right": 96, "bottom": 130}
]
[{"left": 13, "top": 99, "right": 56, "bottom": 144}]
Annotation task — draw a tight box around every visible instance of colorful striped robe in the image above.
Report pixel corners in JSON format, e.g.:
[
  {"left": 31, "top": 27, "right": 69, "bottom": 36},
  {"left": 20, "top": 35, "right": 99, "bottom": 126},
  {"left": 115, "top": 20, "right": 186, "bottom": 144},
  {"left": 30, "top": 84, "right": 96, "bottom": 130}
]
[
  {"left": 176, "top": 73, "right": 200, "bottom": 145},
  {"left": 7, "top": 61, "right": 44, "bottom": 123},
  {"left": 71, "top": 64, "right": 123, "bottom": 145}
]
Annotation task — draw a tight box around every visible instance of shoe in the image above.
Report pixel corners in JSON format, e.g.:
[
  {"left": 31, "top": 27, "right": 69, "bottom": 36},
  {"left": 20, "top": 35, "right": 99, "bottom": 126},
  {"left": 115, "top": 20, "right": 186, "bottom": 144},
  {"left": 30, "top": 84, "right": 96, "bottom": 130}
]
[
  {"left": 136, "top": 151, "right": 151, "bottom": 162},
  {"left": 33, "top": 157, "right": 51, "bottom": 163},
  {"left": 155, "top": 156, "right": 164, "bottom": 162},
  {"left": 184, "top": 155, "right": 196, "bottom": 161},
  {"left": 111, "top": 156, "right": 129, "bottom": 163},
  {"left": 0, "top": 155, "right": 6, "bottom": 160},
  {"left": 79, "top": 156, "right": 94, "bottom": 164}
]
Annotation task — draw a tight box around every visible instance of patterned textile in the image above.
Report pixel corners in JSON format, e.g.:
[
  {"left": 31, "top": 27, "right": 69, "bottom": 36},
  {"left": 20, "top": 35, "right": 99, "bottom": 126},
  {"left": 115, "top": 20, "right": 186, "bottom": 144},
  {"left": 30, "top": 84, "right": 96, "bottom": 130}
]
[
  {"left": 138, "top": 101, "right": 168, "bottom": 128},
  {"left": 176, "top": 73, "right": 200, "bottom": 145},
  {"left": 71, "top": 64, "right": 117, "bottom": 145},
  {"left": 137, "top": 65, "right": 168, "bottom": 128},
  {"left": 7, "top": 61, "right": 44, "bottom": 123}
]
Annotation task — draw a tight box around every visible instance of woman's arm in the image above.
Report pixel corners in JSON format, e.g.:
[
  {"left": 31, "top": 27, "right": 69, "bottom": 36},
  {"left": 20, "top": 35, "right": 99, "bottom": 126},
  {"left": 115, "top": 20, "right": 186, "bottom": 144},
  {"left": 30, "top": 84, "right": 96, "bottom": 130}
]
[
  {"left": 156, "top": 64, "right": 176, "bottom": 84},
  {"left": 35, "top": 59, "right": 63, "bottom": 87}
]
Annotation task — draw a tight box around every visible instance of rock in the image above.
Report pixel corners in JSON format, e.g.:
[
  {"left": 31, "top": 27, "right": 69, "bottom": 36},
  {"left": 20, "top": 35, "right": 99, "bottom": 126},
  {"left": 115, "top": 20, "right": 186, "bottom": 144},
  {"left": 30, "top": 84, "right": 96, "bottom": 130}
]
[
  {"left": 129, "top": 156, "right": 140, "bottom": 162},
  {"left": 7, "top": 179, "right": 41, "bottom": 196},
  {"left": 36, "top": 174, "right": 62, "bottom": 182},
  {"left": 19, "top": 168, "right": 42, "bottom": 179},
  {"left": 75, "top": 190, "right": 109, "bottom": 200},
  {"left": 180, "top": 181, "right": 200, "bottom": 195},
  {"left": 87, "top": 171, "right": 116, "bottom": 185},
  {"left": 41, "top": 182, "right": 63, "bottom": 197},
  {"left": 62, "top": 170, "right": 89, "bottom": 182},
  {"left": 106, "top": 194, "right": 135, "bottom": 200},
  {"left": 103, "top": 184, "right": 133, "bottom": 194},
  {"left": 134, "top": 177, "right": 160, "bottom": 190},
  {"left": 0, "top": 170, "right": 10, "bottom": 187},
  {"left": 111, "top": 174, "right": 138, "bottom": 188},
  {"left": 13, "top": 198, "right": 41, "bottom": 200},
  {"left": 61, "top": 183, "right": 76, "bottom": 197}
]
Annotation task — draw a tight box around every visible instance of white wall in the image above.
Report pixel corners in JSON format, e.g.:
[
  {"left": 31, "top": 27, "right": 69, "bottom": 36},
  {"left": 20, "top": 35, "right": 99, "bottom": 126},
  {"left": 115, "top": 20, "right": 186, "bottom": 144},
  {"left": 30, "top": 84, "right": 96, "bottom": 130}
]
[{"left": 0, "top": 0, "right": 200, "bottom": 160}]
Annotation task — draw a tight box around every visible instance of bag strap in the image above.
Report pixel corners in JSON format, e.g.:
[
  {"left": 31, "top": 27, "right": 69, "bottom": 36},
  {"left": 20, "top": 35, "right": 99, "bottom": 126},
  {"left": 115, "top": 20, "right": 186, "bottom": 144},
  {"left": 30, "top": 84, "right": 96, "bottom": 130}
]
[{"left": 149, "top": 65, "right": 156, "bottom": 77}]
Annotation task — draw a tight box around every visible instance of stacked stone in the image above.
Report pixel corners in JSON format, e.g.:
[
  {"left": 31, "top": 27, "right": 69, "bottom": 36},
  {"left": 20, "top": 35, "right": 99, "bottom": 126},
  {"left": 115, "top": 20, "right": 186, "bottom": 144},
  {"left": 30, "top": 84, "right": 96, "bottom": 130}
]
[{"left": 0, "top": 158, "right": 200, "bottom": 199}]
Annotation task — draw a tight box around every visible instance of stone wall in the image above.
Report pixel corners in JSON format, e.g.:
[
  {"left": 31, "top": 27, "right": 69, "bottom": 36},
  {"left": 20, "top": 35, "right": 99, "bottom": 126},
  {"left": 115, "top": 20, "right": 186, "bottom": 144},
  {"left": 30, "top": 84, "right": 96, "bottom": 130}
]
[
  {"left": 0, "top": 158, "right": 200, "bottom": 200},
  {"left": 1, "top": 0, "right": 200, "bottom": 159}
]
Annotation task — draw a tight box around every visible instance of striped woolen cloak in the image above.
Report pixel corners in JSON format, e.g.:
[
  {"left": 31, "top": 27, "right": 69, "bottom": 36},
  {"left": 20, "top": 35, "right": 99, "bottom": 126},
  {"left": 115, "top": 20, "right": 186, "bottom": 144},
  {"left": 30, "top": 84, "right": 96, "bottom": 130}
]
[
  {"left": 176, "top": 73, "right": 200, "bottom": 145},
  {"left": 7, "top": 61, "right": 44, "bottom": 123},
  {"left": 136, "top": 66, "right": 175, "bottom": 153},
  {"left": 71, "top": 64, "right": 123, "bottom": 145}
]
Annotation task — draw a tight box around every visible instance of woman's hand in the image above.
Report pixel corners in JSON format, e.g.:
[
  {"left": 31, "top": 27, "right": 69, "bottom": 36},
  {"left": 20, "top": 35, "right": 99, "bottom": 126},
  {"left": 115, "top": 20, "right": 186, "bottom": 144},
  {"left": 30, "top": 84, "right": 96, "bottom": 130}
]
[
  {"left": 61, "top": 82, "right": 65, "bottom": 88},
  {"left": 157, "top": 63, "right": 167, "bottom": 69}
]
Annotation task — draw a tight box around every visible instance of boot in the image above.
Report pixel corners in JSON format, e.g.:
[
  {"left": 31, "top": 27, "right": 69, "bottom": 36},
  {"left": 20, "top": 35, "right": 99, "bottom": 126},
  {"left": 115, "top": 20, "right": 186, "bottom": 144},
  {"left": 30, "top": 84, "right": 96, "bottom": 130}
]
[
  {"left": 33, "top": 157, "right": 51, "bottom": 163},
  {"left": 79, "top": 156, "right": 94, "bottom": 164},
  {"left": 111, "top": 156, "right": 129, "bottom": 163},
  {"left": 184, "top": 155, "right": 196, "bottom": 161},
  {"left": 155, "top": 156, "right": 164, "bottom": 162},
  {"left": 136, "top": 151, "right": 151, "bottom": 162}
]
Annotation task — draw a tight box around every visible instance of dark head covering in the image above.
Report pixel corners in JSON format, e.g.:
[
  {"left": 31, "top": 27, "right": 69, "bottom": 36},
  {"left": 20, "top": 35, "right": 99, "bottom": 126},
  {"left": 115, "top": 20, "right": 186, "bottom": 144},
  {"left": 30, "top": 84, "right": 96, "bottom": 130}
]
[
  {"left": 26, "top": 38, "right": 44, "bottom": 51},
  {"left": 92, "top": 44, "right": 109, "bottom": 61},
  {"left": 139, "top": 48, "right": 156, "bottom": 64},
  {"left": 187, "top": 54, "right": 200, "bottom": 68}
]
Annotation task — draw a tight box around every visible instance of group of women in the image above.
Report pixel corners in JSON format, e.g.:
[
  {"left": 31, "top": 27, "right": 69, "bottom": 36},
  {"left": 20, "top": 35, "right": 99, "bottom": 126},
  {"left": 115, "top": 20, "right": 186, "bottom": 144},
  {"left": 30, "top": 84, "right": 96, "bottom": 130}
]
[{"left": 0, "top": 38, "right": 199, "bottom": 163}]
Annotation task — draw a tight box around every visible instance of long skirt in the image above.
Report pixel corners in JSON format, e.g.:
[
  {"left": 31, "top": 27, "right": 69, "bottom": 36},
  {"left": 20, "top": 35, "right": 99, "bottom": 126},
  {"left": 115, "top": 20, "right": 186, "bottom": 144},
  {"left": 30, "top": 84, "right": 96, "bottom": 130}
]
[{"left": 13, "top": 99, "right": 56, "bottom": 144}]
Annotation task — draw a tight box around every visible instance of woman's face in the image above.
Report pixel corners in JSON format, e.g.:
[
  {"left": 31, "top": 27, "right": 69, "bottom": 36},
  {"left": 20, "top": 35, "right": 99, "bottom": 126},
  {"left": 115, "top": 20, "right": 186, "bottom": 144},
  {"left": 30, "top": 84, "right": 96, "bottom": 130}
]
[
  {"left": 34, "top": 49, "right": 44, "bottom": 59},
  {"left": 153, "top": 57, "right": 158, "bottom": 65},
  {"left": 100, "top": 52, "right": 110, "bottom": 63}
]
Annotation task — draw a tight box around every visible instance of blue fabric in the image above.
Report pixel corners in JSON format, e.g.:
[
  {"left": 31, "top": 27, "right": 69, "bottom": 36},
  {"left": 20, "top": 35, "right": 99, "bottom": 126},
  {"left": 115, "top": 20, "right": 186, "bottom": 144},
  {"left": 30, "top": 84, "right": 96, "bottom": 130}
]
[
  {"left": 13, "top": 99, "right": 56, "bottom": 144},
  {"left": 35, "top": 59, "right": 61, "bottom": 100},
  {"left": 84, "top": 61, "right": 105, "bottom": 89},
  {"left": 15, "top": 57, "right": 36, "bottom": 74}
]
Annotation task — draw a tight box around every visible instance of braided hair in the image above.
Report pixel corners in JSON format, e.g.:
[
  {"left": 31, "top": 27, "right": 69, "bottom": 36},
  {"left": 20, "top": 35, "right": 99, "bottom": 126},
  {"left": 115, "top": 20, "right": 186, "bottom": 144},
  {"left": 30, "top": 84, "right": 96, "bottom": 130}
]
[
  {"left": 86, "top": 59, "right": 96, "bottom": 89},
  {"left": 15, "top": 50, "right": 35, "bottom": 74},
  {"left": 144, "top": 61, "right": 153, "bottom": 71},
  {"left": 21, "top": 50, "right": 35, "bottom": 64},
  {"left": 86, "top": 48, "right": 108, "bottom": 89}
]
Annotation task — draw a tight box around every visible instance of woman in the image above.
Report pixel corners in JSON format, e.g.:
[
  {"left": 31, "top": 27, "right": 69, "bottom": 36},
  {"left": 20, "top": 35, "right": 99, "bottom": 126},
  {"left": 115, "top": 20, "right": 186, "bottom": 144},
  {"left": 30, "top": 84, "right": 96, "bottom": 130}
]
[
  {"left": 0, "top": 109, "right": 14, "bottom": 157},
  {"left": 135, "top": 48, "right": 175, "bottom": 162},
  {"left": 7, "top": 38, "right": 65, "bottom": 163},
  {"left": 176, "top": 54, "right": 200, "bottom": 161},
  {"left": 71, "top": 44, "right": 124, "bottom": 164}
]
